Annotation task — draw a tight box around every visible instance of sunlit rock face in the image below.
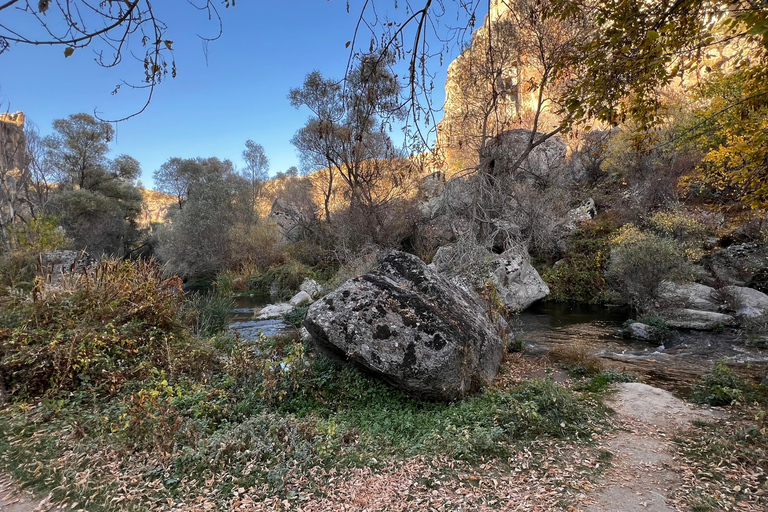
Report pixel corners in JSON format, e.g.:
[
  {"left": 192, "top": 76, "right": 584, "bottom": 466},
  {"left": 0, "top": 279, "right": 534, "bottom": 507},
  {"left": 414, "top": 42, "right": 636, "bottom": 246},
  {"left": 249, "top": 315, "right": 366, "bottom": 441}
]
[
  {"left": 0, "top": 112, "right": 27, "bottom": 172},
  {"left": 303, "top": 251, "right": 508, "bottom": 400}
]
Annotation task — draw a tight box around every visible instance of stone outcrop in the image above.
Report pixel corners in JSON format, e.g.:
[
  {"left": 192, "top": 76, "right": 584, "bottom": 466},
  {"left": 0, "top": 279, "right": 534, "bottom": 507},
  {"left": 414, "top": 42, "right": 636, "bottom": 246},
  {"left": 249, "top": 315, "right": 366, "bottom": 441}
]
[
  {"left": 723, "top": 285, "right": 768, "bottom": 319},
  {"left": 0, "top": 112, "right": 27, "bottom": 172},
  {"left": 701, "top": 243, "right": 768, "bottom": 292},
  {"left": 431, "top": 244, "right": 549, "bottom": 312},
  {"left": 480, "top": 129, "right": 568, "bottom": 180},
  {"left": 268, "top": 198, "right": 308, "bottom": 243},
  {"left": 664, "top": 309, "right": 737, "bottom": 331},
  {"left": 565, "top": 198, "right": 597, "bottom": 232},
  {"left": 303, "top": 251, "right": 508, "bottom": 400},
  {"left": 657, "top": 281, "right": 720, "bottom": 312},
  {"left": 40, "top": 250, "right": 96, "bottom": 281}
]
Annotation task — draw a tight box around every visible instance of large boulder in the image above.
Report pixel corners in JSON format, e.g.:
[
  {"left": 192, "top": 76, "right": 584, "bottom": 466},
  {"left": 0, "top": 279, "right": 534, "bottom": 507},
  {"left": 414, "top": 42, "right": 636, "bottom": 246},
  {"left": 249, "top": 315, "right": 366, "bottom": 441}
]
[
  {"left": 40, "top": 250, "right": 96, "bottom": 281},
  {"left": 664, "top": 309, "right": 737, "bottom": 331},
  {"left": 431, "top": 245, "right": 549, "bottom": 312},
  {"left": 303, "top": 251, "right": 508, "bottom": 400},
  {"left": 656, "top": 281, "right": 720, "bottom": 312},
  {"left": 480, "top": 129, "right": 567, "bottom": 180},
  {"left": 702, "top": 243, "right": 768, "bottom": 292},
  {"left": 723, "top": 285, "right": 768, "bottom": 319}
]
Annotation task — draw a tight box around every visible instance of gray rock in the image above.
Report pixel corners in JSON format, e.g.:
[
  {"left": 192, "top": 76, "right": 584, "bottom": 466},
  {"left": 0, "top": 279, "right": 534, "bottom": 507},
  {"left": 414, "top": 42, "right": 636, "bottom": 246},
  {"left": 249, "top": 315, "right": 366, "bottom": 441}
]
[
  {"left": 480, "top": 129, "right": 567, "bottom": 180},
  {"left": 40, "top": 250, "right": 96, "bottom": 281},
  {"left": 299, "top": 278, "right": 324, "bottom": 299},
  {"left": 255, "top": 303, "right": 294, "bottom": 320},
  {"left": 723, "top": 285, "right": 768, "bottom": 318},
  {"left": 564, "top": 198, "right": 597, "bottom": 232},
  {"left": 289, "top": 291, "right": 313, "bottom": 307},
  {"left": 268, "top": 198, "right": 308, "bottom": 243},
  {"left": 664, "top": 309, "right": 737, "bottom": 331},
  {"left": 303, "top": 251, "right": 508, "bottom": 400},
  {"left": 627, "top": 322, "right": 652, "bottom": 341},
  {"left": 702, "top": 243, "right": 768, "bottom": 292},
  {"left": 431, "top": 245, "right": 549, "bottom": 312},
  {"left": 657, "top": 281, "right": 720, "bottom": 312}
]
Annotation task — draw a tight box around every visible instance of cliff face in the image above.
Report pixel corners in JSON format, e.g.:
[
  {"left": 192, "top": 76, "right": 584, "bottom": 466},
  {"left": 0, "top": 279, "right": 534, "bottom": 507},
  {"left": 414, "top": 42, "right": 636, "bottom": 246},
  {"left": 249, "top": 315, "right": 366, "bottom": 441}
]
[
  {"left": 139, "top": 188, "right": 176, "bottom": 227},
  {"left": 435, "top": 2, "right": 539, "bottom": 175},
  {"left": 0, "top": 112, "right": 27, "bottom": 172}
]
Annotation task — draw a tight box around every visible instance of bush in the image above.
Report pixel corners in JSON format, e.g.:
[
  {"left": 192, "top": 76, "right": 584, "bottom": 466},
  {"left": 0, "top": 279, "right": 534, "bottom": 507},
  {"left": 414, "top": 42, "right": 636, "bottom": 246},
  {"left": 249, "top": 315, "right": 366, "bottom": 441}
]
[
  {"left": 542, "top": 216, "right": 618, "bottom": 303},
  {"left": 647, "top": 210, "right": 709, "bottom": 261},
  {"left": 691, "top": 362, "right": 768, "bottom": 406},
  {"left": 605, "top": 230, "right": 691, "bottom": 312},
  {"left": 548, "top": 341, "right": 604, "bottom": 376},
  {"left": 0, "top": 259, "right": 200, "bottom": 397},
  {"left": 283, "top": 305, "right": 309, "bottom": 327},
  {"left": 247, "top": 260, "right": 315, "bottom": 301},
  {"left": 182, "top": 291, "right": 234, "bottom": 337}
]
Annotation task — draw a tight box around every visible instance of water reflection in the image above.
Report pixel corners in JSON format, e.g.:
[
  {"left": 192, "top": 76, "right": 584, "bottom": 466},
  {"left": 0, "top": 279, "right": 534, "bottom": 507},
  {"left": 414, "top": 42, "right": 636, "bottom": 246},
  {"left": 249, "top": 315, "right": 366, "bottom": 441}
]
[{"left": 228, "top": 295, "right": 294, "bottom": 341}]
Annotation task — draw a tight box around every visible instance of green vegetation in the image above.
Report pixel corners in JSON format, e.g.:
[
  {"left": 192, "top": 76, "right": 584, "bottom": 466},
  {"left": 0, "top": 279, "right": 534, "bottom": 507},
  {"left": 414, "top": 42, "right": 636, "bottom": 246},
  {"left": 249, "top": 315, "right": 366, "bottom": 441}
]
[
  {"left": 542, "top": 216, "right": 618, "bottom": 303},
  {"left": 0, "top": 258, "right": 613, "bottom": 510},
  {"left": 691, "top": 362, "right": 768, "bottom": 407}
]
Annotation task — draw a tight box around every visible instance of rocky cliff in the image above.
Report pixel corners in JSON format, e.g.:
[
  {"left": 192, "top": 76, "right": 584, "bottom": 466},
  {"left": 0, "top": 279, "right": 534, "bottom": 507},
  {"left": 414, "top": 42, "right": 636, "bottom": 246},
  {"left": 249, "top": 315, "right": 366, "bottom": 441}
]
[{"left": 0, "top": 112, "right": 27, "bottom": 172}]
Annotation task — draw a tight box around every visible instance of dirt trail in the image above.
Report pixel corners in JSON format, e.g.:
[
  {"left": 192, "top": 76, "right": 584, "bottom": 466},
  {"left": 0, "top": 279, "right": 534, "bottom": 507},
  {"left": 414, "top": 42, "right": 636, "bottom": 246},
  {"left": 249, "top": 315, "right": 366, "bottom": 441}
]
[
  {"left": 0, "top": 477, "right": 64, "bottom": 512},
  {"left": 585, "top": 382, "right": 725, "bottom": 512}
]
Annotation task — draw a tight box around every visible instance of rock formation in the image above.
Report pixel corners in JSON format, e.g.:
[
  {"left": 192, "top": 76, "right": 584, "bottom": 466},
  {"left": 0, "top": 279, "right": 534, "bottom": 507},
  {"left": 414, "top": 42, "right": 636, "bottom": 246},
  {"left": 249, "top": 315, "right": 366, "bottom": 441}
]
[
  {"left": 0, "top": 112, "right": 27, "bottom": 173},
  {"left": 431, "top": 244, "right": 549, "bottom": 312},
  {"left": 303, "top": 251, "right": 508, "bottom": 400}
]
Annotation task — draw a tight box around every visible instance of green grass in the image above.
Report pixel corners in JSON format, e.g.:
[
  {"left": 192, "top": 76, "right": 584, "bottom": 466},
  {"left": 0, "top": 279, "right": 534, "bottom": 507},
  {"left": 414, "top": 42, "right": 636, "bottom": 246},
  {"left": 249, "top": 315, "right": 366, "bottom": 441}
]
[{"left": 0, "top": 258, "right": 614, "bottom": 510}]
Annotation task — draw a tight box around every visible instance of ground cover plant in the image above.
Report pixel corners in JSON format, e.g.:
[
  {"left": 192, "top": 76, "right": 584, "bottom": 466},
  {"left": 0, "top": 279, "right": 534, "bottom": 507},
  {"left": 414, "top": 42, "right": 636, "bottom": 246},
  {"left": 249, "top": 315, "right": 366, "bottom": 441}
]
[
  {"left": 0, "top": 259, "right": 616, "bottom": 511},
  {"left": 672, "top": 365, "right": 768, "bottom": 511}
]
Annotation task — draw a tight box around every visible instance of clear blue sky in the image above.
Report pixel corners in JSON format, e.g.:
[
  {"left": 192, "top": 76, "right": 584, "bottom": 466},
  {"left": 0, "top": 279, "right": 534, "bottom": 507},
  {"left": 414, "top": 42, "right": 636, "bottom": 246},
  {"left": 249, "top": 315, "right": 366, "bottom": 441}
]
[{"left": 0, "top": 1, "right": 485, "bottom": 189}]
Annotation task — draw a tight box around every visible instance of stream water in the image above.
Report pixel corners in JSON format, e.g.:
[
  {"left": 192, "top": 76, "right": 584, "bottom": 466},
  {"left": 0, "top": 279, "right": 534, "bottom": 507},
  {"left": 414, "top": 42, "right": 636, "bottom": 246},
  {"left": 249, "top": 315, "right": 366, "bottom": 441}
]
[
  {"left": 228, "top": 295, "right": 295, "bottom": 340},
  {"left": 226, "top": 295, "right": 768, "bottom": 388},
  {"left": 515, "top": 302, "right": 768, "bottom": 390}
]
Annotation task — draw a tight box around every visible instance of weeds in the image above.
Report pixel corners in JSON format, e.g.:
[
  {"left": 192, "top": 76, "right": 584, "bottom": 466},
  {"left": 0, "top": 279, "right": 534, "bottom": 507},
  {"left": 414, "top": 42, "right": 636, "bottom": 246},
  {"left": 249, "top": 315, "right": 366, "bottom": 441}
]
[
  {"left": 691, "top": 362, "right": 768, "bottom": 406},
  {"left": 182, "top": 291, "right": 234, "bottom": 337}
]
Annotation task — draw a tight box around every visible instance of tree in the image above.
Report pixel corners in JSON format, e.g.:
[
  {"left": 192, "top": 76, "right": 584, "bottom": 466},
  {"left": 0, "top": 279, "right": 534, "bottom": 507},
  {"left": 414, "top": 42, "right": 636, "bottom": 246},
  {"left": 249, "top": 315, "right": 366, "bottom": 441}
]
[
  {"left": 241, "top": 140, "right": 269, "bottom": 214},
  {"left": 0, "top": 1, "right": 233, "bottom": 119},
  {"left": 44, "top": 113, "right": 143, "bottom": 256},
  {"left": 289, "top": 53, "right": 408, "bottom": 240},
  {"left": 155, "top": 157, "right": 253, "bottom": 279}
]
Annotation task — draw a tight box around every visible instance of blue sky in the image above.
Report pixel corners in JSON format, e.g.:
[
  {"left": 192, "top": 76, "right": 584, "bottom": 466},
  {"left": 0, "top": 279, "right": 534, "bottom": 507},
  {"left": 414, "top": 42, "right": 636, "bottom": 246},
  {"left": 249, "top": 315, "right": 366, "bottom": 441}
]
[{"left": 1, "top": 1, "right": 485, "bottom": 188}]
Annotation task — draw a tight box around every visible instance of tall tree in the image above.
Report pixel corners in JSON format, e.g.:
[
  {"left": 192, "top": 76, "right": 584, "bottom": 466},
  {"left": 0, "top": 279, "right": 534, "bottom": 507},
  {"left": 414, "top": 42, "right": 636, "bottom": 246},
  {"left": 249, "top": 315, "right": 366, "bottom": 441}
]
[
  {"left": 155, "top": 157, "right": 252, "bottom": 279},
  {"left": 44, "top": 114, "right": 143, "bottom": 256},
  {"left": 289, "top": 53, "right": 407, "bottom": 238},
  {"left": 241, "top": 140, "right": 270, "bottom": 215}
]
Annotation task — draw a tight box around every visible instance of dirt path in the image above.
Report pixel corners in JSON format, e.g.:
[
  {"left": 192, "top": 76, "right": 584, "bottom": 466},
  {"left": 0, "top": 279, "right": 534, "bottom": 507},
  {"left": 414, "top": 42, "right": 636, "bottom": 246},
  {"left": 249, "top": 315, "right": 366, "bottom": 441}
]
[
  {"left": 585, "top": 382, "right": 725, "bottom": 512},
  {"left": 0, "top": 476, "right": 64, "bottom": 512}
]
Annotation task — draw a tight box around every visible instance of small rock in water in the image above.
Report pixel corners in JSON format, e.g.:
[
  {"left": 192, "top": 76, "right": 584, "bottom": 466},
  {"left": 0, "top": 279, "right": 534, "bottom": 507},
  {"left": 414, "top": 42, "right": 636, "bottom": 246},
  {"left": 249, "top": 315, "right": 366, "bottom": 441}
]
[
  {"left": 255, "top": 303, "right": 293, "bottom": 320},
  {"left": 290, "top": 291, "right": 313, "bottom": 306}
]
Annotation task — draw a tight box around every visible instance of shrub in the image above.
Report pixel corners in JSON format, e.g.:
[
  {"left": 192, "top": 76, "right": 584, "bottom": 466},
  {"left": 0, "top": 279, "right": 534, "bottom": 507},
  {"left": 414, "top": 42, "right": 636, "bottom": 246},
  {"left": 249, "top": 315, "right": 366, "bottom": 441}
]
[
  {"left": 247, "top": 260, "right": 314, "bottom": 301},
  {"left": 691, "top": 362, "right": 767, "bottom": 406},
  {"left": 605, "top": 231, "right": 691, "bottom": 312},
  {"left": 283, "top": 305, "right": 309, "bottom": 327},
  {"left": 542, "top": 216, "right": 618, "bottom": 303},
  {"left": 548, "top": 341, "right": 604, "bottom": 376},
  {"left": 182, "top": 291, "right": 234, "bottom": 337},
  {"left": 0, "top": 259, "right": 198, "bottom": 397},
  {"left": 647, "top": 210, "right": 709, "bottom": 261}
]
